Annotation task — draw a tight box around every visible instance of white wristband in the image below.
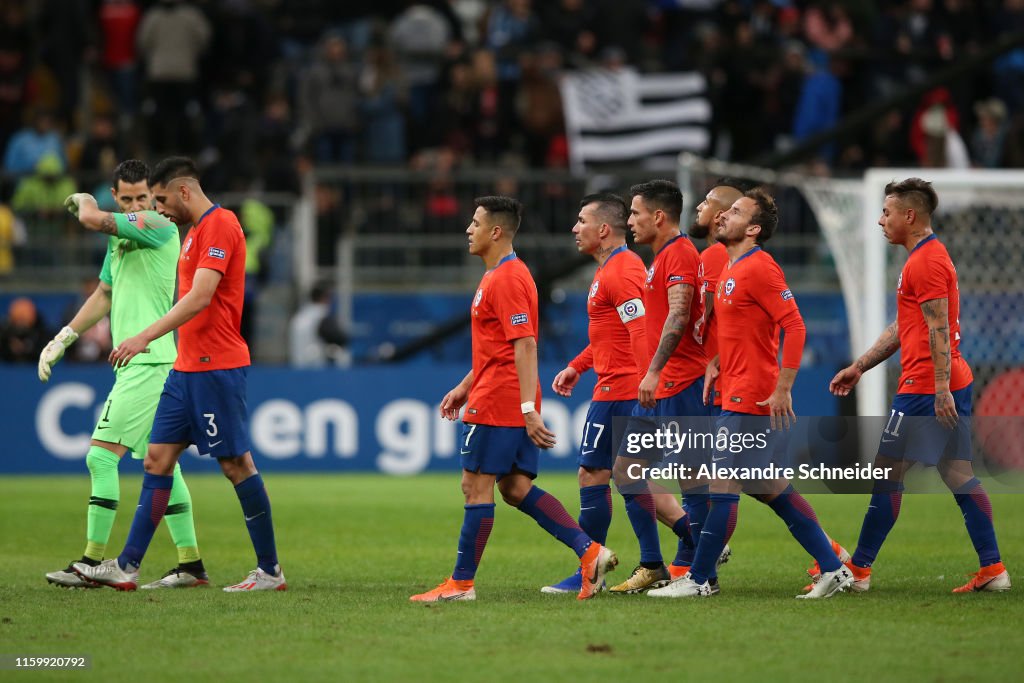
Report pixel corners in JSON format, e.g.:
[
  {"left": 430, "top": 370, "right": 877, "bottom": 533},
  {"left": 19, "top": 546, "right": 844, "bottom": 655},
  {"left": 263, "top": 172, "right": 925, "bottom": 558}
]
[{"left": 520, "top": 401, "right": 536, "bottom": 415}]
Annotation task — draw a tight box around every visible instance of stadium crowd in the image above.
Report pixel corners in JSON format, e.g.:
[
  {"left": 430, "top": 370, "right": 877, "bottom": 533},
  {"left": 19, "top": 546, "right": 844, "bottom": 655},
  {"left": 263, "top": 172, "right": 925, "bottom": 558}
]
[
  {"left": 1, "top": 0, "right": 1023, "bottom": 362},
  {"left": 1, "top": 0, "right": 1022, "bottom": 192}
]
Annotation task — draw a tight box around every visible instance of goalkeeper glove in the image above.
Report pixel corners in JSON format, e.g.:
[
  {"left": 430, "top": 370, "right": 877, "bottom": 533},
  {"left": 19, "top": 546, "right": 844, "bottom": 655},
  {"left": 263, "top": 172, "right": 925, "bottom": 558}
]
[
  {"left": 63, "top": 193, "right": 90, "bottom": 218},
  {"left": 38, "top": 326, "right": 79, "bottom": 382}
]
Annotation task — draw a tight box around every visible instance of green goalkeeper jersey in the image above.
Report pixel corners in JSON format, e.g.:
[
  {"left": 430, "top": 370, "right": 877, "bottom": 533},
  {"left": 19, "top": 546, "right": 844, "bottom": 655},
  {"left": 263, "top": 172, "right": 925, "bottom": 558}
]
[{"left": 97, "top": 211, "right": 180, "bottom": 365}]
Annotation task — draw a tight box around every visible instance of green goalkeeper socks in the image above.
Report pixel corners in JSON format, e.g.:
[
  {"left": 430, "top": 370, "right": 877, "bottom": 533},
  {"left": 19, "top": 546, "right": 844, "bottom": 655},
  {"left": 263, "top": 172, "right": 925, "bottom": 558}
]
[
  {"left": 84, "top": 446, "right": 121, "bottom": 561},
  {"left": 165, "top": 462, "right": 201, "bottom": 564}
]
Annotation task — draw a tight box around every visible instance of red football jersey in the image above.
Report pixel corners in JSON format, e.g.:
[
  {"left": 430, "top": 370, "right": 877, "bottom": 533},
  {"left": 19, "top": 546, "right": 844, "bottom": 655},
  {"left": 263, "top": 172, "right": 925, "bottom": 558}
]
[
  {"left": 644, "top": 235, "right": 706, "bottom": 399},
  {"left": 715, "top": 247, "right": 805, "bottom": 415},
  {"left": 465, "top": 253, "right": 542, "bottom": 426},
  {"left": 895, "top": 235, "right": 972, "bottom": 394},
  {"left": 569, "top": 246, "right": 650, "bottom": 401},
  {"left": 696, "top": 241, "right": 729, "bottom": 406},
  {"left": 174, "top": 205, "right": 250, "bottom": 372}
]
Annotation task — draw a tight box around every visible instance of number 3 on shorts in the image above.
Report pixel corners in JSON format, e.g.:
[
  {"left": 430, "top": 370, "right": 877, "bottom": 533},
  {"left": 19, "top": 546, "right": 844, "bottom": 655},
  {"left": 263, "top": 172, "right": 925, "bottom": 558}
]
[{"left": 204, "top": 412, "right": 218, "bottom": 437}]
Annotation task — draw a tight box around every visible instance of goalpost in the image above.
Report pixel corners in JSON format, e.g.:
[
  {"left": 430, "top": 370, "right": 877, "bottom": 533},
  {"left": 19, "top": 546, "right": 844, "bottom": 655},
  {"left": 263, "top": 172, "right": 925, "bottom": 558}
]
[{"left": 679, "top": 156, "right": 1024, "bottom": 418}]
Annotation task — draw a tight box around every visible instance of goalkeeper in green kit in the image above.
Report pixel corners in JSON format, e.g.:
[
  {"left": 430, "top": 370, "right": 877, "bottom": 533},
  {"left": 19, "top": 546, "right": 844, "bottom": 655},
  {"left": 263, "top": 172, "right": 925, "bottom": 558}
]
[{"left": 40, "top": 160, "right": 208, "bottom": 589}]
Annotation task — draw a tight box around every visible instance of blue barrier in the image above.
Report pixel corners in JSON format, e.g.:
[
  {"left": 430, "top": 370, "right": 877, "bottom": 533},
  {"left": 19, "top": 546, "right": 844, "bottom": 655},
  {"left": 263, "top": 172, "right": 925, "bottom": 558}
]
[{"left": 0, "top": 364, "right": 839, "bottom": 474}]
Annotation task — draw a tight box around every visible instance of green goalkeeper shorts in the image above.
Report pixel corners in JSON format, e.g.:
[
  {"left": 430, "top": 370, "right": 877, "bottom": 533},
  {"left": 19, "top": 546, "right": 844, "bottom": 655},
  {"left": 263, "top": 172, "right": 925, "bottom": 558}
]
[{"left": 91, "top": 362, "right": 172, "bottom": 459}]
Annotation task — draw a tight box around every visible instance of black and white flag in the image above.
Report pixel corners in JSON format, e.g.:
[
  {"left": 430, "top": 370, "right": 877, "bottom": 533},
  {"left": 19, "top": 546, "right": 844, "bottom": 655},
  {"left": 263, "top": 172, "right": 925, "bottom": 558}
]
[{"left": 560, "top": 68, "right": 711, "bottom": 171}]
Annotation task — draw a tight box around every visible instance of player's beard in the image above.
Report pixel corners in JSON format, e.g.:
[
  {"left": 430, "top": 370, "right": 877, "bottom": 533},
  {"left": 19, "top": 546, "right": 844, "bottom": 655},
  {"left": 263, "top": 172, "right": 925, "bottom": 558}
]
[{"left": 688, "top": 221, "right": 710, "bottom": 239}]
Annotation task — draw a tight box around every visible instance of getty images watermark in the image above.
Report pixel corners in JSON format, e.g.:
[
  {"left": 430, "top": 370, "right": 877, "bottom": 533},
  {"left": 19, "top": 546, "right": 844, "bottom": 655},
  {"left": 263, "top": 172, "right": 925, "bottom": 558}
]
[{"left": 610, "top": 415, "right": 1024, "bottom": 495}]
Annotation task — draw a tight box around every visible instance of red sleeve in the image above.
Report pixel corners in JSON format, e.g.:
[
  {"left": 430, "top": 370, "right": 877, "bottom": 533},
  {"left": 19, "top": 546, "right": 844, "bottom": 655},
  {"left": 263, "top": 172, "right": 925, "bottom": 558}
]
[
  {"left": 752, "top": 260, "right": 805, "bottom": 369},
  {"left": 627, "top": 318, "right": 650, "bottom": 381},
  {"left": 914, "top": 254, "right": 951, "bottom": 303},
  {"left": 778, "top": 310, "right": 806, "bottom": 369},
  {"left": 195, "top": 217, "right": 240, "bottom": 275},
  {"left": 494, "top": 272, "right": 537, "bottom": 342},
  {"left": 569, "top": 345, "right": 593, "bottom": 373}
]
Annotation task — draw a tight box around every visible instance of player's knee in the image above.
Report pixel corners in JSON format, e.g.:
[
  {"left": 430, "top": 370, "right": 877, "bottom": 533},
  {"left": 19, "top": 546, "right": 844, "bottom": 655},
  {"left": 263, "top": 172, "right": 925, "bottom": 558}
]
[
  {"left": 938, "top": 459, "right": 974, "bottom": 490},
  {"left": 143, "top": 454, "right": 174, "bottom": 476},
  {"left": 86, "top": 447, "right": 118, "bottom": 475},
  {"left": 498, "top": 482, "right": 527, "bottom": 507}
]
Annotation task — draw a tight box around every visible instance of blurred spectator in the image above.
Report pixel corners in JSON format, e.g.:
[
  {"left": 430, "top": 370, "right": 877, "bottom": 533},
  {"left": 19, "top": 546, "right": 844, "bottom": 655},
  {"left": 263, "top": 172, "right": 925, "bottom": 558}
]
[
  {"left": 255, "top": 94, "right": 300, "bottom": 194},
  {"left": 359, "top": 42, "right": 408, "bottom": 164},
  {"left": 802, "top": 1, "right": 854, "bottom": 57},
  {"left": 469, "top": 48, "right": 504, "bottom": 162},
  {"left": 449, "top": 0, "right": 487, "bottom": 45},
  {"left": 289, "top": 282, "right": 350, "bottom": 368},
  {"left": 539, "top": 0, "right": 599, "bottom": 68},
  {"left": 62, "top": 277, "right": 112, "bottom": 362},
  {"left": 991, "top": 0, "right": 1024, "bottom": 113},
  {"left": 517, "top": 44, "right": 565, "bottom": 167},
  {"left": 0, "top": 296, "right": 48, "bottom": 362},
  {"left": 33, "top": 0, "right": 91, "bottom": 129},
  {"left": 3, "top": 109, "right": 66, "bottom": 177},
  {"left": 910, "top": 88, "right": 960, "bottom": 163},
  {"left": 590, "top": 0, "right": 648, "bottom": 65},
  {"left": 388, "top": 2, "right": 453, "bottom": 152},
  {"left": 298, "top": 34, "right": 359, "bottom": 164},
  {"left": 206, "top": 0, "right": 279, "bottom": 102},
  {"left": 97, "top": 0, "right": 142, "bottom": 120},
  {"left": 920, "top": 101, "right": 970, "bottom": 168},
  {"left": 792, "top": 51, "right": 842, "bottom": 163},
  {"left": 77, "top": 114, "right": 121, "bottom": 176},
  {"left": 971, "top": 98, "right": 1010, "bottom": 168},
  {"left": 137, "top": 0, "right": 211, "bottom": 154},
  {"left": 0, "top": 1, "right": 30, "bottom": 155},
  {"left": 483, "top": 0, "right": 541, "bottom": 147},
  {"left": 0, "top": 200, "right": 25, "bottom": 275},
  {"left": 433, "top": 58, "right": 475, "bottom": 156},
  {"left": 11, "top": 153, "right": 76, "bottom": 216},
  {"left": 241, "top": 197, "right": 274, "bottom": 346}
]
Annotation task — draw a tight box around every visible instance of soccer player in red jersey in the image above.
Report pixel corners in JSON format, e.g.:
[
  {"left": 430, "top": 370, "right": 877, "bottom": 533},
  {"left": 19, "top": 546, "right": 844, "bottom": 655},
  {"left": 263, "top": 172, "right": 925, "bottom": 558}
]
[
  {"left": 690, "top": 180, "right": 746, "bottom": 410},
  {"left": 605, "top": 179, "right": 719, "bottom": 594},
  {"left": 689, "top": 180, "right": 851, "bottom": 593},
  {"left": 651, "top": 188, "right": 853, "bottom": 599},
  {"left": 542, "top": 192, "right": 692, "bottom": 594},
  {"left": 830, "top": 178, "right": 1009, "bottom": 593},
  {"left": 411, "top": 196, "right": 618, "bottom": 602},
  {"left": 74, "top": 157, "right": 285, "bottom": 592}
]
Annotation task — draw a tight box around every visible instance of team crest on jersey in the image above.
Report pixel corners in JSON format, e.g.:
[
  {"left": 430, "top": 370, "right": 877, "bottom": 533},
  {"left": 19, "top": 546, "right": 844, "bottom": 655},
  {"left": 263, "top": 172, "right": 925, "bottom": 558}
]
[
  {"left": 896, "top": 273, "right": 903, "bottom": 293},
  {"left": 724, "top": 277, "right": 736, "bottom": 295},
  {"left": 183, "top": 236, "right": 193, "bottom": 254},
  {"left": 645, "top": 265, "right": 655, "bottom": 284},
  {"left": 589, "top": 280, "right": 600, "bottom": 300},
  {"left": 126, "top": 212, "right": 137, "bottom": 223},
  {"left": 474, "top": 288, "right": 483, "bottom": 307}
]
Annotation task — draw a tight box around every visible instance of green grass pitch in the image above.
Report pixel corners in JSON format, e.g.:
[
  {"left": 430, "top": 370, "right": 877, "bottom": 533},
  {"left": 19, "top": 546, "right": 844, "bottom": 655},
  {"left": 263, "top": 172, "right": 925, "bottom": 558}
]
[{"left": 1, "top": 473, "right": 1021, "bottom": 681}]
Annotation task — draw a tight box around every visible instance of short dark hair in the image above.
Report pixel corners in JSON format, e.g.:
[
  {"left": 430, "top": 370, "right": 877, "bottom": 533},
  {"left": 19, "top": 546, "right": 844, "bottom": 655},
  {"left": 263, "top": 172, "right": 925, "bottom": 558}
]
[
  {"left": 745, "top": 187, "right": 779, "bottom": 244},
  {"left": 629, "top": 179, "right": 683, "bottom": 224},
  {"left": 474, "top": 195, "right": 523, "bottom": 235},
  {"left": 112, "top": 159, "right": 150, "bottom": 189},
  {"left": 580, "top": 191, "right": 628, "bottom": 233},
  {"left": 884, "top": 177, "right": 938, "bottom": 216},
  {"left": 149, "top": 156, "right": 201, "bottom": 187}
]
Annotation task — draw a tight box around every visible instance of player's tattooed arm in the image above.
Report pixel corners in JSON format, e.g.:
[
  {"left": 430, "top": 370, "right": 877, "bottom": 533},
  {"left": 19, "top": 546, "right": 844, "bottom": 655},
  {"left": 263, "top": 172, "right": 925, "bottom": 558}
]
[
  {"left": 648, "top": 283, "right": 694, "bottom": 372},
  {"left": 96, "top": 213, "right": 119, "bottom": 235},
  {"left": 854, "top": 319, "right": 900, "bottom": 373},
  {"left": 920, "top": 297, "right": 952, "bottom": 389}
]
